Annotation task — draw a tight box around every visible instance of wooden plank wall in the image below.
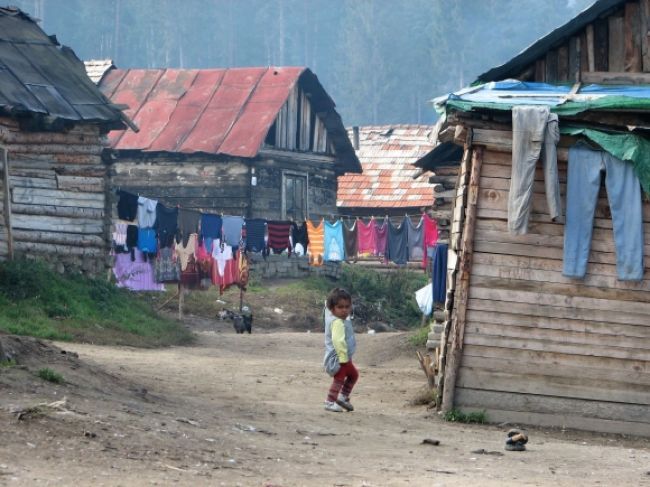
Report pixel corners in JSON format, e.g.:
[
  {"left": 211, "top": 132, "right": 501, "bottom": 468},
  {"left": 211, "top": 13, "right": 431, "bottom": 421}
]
[
  {"left": 518, "top": 0, "right": 650, "bottom": 84},
  {"left": 0, "top": 118, "right": 109, "bottom": 274},
  {"left": 452, "top": 133, "right": 650, "bottom": 436}
]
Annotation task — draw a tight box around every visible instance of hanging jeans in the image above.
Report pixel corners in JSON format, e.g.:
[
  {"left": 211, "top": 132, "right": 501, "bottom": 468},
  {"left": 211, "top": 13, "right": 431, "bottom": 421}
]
[
  {"left": 563, "top": 144, "right": 644, "bottom": 281},
  {"left": 508, "top": 105, "right": 561, "bottom": 234}
]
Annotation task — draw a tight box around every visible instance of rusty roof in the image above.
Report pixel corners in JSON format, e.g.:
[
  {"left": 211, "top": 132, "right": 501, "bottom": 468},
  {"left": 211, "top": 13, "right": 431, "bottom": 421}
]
[
  {"left": 0, "top": 8, "right": 124, "bottom": 128},
  {"left": 337, "top": 125, "right": 436, "bottom": 209},
  {"left": 96, "top": 66, "right": 360, "bottom": 172}
]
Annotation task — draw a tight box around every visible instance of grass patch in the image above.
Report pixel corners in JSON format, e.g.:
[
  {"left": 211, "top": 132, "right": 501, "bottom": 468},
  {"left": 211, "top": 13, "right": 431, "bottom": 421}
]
[
  {"left": 0, "top": 358, "right": 16, "bottom": 368},
  {"left": 37, "top": 367, "right": 64, "bottom": 384},
  {"left": 0, "top": 259, "right": 193, "bottom": 347},
  {"left": 443, "top": 408, "right": 488, "bottom": 424},
  {"left": 409, "top": 324, "right": 430, "bottom": 347}
]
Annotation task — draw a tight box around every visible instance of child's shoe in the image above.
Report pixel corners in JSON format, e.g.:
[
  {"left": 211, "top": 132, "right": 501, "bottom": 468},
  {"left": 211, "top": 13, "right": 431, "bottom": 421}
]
[
  {"left": 324, "top": 401, "right": 344, "bottom": 412},
  {"left": 336, "top": 394, "right": 354, "bottom": 412}
]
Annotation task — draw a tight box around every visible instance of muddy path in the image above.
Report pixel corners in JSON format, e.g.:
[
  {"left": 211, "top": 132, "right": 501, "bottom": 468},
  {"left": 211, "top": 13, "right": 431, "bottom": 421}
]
[{"left": 0, "top": 320, "right": 649, "bottom": 486}]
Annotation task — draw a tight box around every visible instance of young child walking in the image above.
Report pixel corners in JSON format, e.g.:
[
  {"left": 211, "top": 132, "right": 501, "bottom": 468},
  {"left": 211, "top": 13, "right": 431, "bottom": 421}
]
[{"left": 323, "top": 287, "right": 358, "bottom": 412}]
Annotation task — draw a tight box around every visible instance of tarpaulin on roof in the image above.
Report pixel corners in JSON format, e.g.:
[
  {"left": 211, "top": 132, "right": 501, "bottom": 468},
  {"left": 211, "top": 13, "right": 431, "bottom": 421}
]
[
  {"left": 561, "top": 126, "right": 650, "bottom": 196},
  {"left": 435, "top": 80, "right": 650, "bottom": 115}
]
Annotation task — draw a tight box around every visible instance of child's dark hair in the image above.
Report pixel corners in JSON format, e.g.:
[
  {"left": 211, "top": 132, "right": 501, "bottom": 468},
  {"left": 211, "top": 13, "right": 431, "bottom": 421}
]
[{"left": 326, "top": 287, "right": 352, "bottom": 310}]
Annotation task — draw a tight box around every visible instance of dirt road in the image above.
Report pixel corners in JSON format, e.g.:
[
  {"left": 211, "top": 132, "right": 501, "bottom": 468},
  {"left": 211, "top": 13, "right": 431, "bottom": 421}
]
[{"left": 1, "top": 320, "right": 649, "bottom": 486}]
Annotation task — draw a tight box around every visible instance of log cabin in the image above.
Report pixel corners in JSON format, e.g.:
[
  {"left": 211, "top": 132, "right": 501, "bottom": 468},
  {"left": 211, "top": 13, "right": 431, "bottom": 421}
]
[
  {"left": 435, "top": 0, "right": 650, "bottom": 436},
  {"left": 0, "top": 8, "right": 126, "bottom": 275},
  {"left": 87, "top": 65, "right": 361, "bottom": 221}
]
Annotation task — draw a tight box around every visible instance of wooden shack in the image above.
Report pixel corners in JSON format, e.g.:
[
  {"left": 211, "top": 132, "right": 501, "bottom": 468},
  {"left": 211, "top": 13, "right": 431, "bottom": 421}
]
[
  {"left": 88, "top": 65, "right": 360, "bottom": 220},
  {"left": 436, "top": 0, "right": 650, "bottom": 435},
  {"left": 0, "top": 8, "right": 125, "bottom": 274}
]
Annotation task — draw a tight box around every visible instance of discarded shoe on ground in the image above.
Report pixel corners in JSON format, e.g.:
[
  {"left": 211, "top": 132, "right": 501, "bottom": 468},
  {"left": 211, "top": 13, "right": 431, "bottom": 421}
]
[{"left": 505, "top": 428, "right": 528, "bottom": 451}]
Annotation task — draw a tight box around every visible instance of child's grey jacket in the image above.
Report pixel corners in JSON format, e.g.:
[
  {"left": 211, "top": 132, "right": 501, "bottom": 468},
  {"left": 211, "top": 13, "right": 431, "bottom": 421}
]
[{"left": 323, "top": 306, "right": 356, "bottom": 376}]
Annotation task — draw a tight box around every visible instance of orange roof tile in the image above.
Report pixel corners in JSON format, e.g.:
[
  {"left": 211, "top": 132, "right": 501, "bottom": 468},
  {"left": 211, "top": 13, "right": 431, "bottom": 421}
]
[{"left": 337, "top": 125, "right": 436, "bottom": 209}]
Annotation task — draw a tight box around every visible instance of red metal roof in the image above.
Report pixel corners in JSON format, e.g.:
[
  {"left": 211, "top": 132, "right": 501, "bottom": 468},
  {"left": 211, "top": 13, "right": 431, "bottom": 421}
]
[
  {"left": 99, "top": 66, "right": 305, "bottom": 158},
  {"left": 337, "top": 125, "right": 436, "bottom": 209}
]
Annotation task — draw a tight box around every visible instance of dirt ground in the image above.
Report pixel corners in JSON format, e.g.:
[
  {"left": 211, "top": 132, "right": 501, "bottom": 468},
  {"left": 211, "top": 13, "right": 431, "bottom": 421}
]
[{"left": 1, "top": 318, "right": 649, "bottom": 487}]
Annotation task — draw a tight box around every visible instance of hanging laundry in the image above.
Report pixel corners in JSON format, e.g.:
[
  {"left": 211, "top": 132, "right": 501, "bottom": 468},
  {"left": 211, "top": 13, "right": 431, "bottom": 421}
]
[
  {"left": 374, "top": 218, "right": 388, "bottom": 256},
  {"left": 137, "top": 227, "right": 157, "bottom": 254},
  {"left": 508, "top": 105, "right": 561, "bottom": 235},
  {"left": 178, "top": 208, "right": 201, "bottom": 245},
  {"left": 423, "top": 214, "right": 439, "bottom": 268},
  {"left": 113, "top": 249, "right": 164, "bottom": 291},
  {"left": 180, "top": 255, "right": 201, "bottom": 290},
  {"left": 357, "top": 218, "right": 376, "bottom": 256},
  {"left": 386, "top": 217, "right": 409, "bottom": 265},
  {"left": 324, "top": 220, "right": 345, "bottom": 262},
  {"left": 212, "top": 240, "right": 233, "bottom": 277},
  {"left": 563, "top": 144, "right": 644, "bottom": 281},
  {"left": 155, "top": 204, "right": 178, "bottom": 248},
  {"left": 126, "top": 224, "right": 139, "bottom": 261},
  {"left": 432, "top": 243, "right": 448, "bottom": 303},
  {"left": 112, "top": 223, "right": 128, "bottom": 253},
  {"left": 245, "top": 218, "right": 267, "bottom": 253},
  {"left": 117, "top": 190, "right": 138, "bottom": 221},
  {"left": 154, "top": 247, "right": 180, "bottom": 283},
  {"left": 267, "top": 220, "right": 292, "bottom": 254},
  {"left": 406, "top": 217, "right": 425, "bottom": 262},
  {"left": 212, "top": 249, "right": 239, "bottom": 294},
  {"left": 222, "top": 215, "right": 245, "bottom": 248},
  {"left": 200, "top": 213, "right": 222, "bottom": 240},
  {"left": 195, "top": 238, "right": 213, "bottom": 289},
  {"left": 238, "top": 251, "right": 250, "bottom": 291},
  {"left": 291, "top": 221, "right": 309, "bottom": 254},
  {"left": 137, "top": 196, "right": 158, "bottom": 228},
  {"left": 343, "top": 220, "right": 358, "bottom": 261},
  {"left": 306, "top": 219, "right": 325, "bottom": 266},
  {"left": 175, "top": 233, "right": 197, "bottom": 271}
]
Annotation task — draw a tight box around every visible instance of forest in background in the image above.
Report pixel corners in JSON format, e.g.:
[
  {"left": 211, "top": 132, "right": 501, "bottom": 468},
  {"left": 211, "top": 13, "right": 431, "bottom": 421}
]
[{"left": 13, "top": 0, "right": 593, "bottom": 125}]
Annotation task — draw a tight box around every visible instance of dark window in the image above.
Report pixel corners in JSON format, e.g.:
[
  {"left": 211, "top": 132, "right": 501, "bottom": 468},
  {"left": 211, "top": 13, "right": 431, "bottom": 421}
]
[{"left": 284, "top": 174, "right": 307, "bottom": 220}]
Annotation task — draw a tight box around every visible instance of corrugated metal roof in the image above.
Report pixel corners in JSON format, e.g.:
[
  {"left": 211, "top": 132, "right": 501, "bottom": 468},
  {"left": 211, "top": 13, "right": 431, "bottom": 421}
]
[
  {"left": 84, "top": 59, "right": 115, "bottom": 84},
  {"left": 337, "top": 125, "right": 435, "bottom": 209},
  {"left": 0, "top": 8, "right": 124, "bottom": 127},
  {"left": 96, "top": 66, "right": 360, "bottom": 172},
  {"left": 477, "top": 0, "right": 624, "bottom": 83}
]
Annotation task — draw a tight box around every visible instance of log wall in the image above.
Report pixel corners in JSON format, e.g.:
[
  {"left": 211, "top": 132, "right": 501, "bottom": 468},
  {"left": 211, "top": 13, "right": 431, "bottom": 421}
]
[
  {"left": 448, "top": 130, "right": 650, "bottom": 436},
  {"left": 0, "top": 118, "right": 110, "bottom": 275},
  {"left": 519, "top": 0, "right": 650, "bottom": 84}
]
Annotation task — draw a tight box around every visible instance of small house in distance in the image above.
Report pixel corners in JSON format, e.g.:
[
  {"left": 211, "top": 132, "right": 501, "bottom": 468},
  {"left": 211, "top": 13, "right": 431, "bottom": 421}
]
[
  {"left": 89, "top": 65, "right": 361, "bottom": 220},
  {"left": 337, "top": 125, "right": 456, "bottom": 241},
  {"left": 0, "top": 8, "right": 126, "bottom": 274},
  {"left": 435, "top": 0, "right": 650, "bottom": 436}
]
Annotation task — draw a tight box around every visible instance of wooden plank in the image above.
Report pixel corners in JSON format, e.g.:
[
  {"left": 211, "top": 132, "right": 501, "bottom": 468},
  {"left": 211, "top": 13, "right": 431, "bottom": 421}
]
[
  {"left": 609, "top": 14, "right": 626, "bottom": 72},
  {"left": 557, "top": 45, "right": 569, "bottom": 80},
  {"left": 11, "top": 214, "right": 103, "bottom": 234},
  {"left": 456, "top": 389, "right": 650, "bottom": 424},
  {"left": 13, "top": 241, "right": 103, "bottom": 257},
  {"left": 468, "top": 295, "right": 649, "bottom": 328},
  {"left": 585, "top": 24, "right": 595, "bottom": 72},
  {"left": 581, "top": 70, "right": 650, "bottom": 84},
  {"left": 456, "top": 406, "right": 650, "bottom": 437},
  {"left": 534, "top": 58, "right": 545, "bottom": 81},
  {"left": 10, "top": 176, "right": 57, "bottom": 189},
  {"left": 442, "top": 146, "right": 483, "bottom": 412},
  {"left": 55, "top": 175, "right": 104, "bottom": 192},
  {"left": 12, "top": 230, "right": 104, "bottom": 247},
  {"left": 545, "top": 50, "right": 558, "bottom": 82},
  {"left": 568, "top": 36, "right": 581, "bottom": 81},
  {"left": 624, "top": 2, "right": 642, "bottom": 72},
  {"left": 11, "top": 203, "right": 104, "bottom": 219},
  {"left": 594, "top": 17, "right": 609, "bottom": 71},
  {"left": 2, "top": 148, "right": 12, "bottom": 259},
  {"left": 641, "top": 0, "right": 650, "bottom": 71},
  {"left": 12, "top": 187, "right": 104, "bottom": 207},
  {"left": 457, "top": 368, "right": 650, "bottom": 404}
]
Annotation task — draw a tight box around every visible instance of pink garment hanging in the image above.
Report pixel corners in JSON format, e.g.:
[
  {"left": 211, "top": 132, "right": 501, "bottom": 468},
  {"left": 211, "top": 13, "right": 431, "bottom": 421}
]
[
  {"left": 374, "top": 218, "right": 388, "bottom": 256},
  {"left": 211, "top": 249, "right": 239, "bottom": 294},
  {"left": 356, "top": 218, "right": 376, "bottom": 256},
  {"left": 423, "top": 214, "right": 439, "bottom": 267}
]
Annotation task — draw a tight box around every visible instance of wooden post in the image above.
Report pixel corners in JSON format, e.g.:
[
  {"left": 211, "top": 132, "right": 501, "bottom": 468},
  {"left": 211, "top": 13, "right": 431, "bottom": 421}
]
[
  {"left": 177, "top": 282, "right": 183, "bottom": 320},
  {"left": 2, "top": 148, "right": 13, "bottom": 260},
  {"left": 441, "top": 146, "right": 483, "bottom": 413}
]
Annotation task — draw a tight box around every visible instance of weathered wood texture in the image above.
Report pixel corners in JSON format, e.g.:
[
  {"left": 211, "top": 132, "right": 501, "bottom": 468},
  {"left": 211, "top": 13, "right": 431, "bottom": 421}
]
[
  {"left": 0, "top": 119, "right": 110, "bottom": 275},
  {"left": 450, "top": 141, "right": 650, "bottom": 435},
  {"left": 111, "top": 152, "right": 340, "bottom": 220},
  {"left": 515, "top": 2, "right": 650, "bottom": 82}
]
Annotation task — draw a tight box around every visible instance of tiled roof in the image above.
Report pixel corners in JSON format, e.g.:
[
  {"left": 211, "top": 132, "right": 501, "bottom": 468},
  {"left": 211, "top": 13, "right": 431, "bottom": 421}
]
[
  {"left": 0, "top": 8, "right": 124, "bottom": 127},
  {"left": 93, "top": 66, "right": 360, "bottom": 172},
  {"left": 337, "top": 125, "right": 435, "bottom": 208}
]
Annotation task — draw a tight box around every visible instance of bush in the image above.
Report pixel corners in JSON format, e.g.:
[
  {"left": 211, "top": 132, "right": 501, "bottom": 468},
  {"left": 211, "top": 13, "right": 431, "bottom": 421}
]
[
  {"left": 443, "top": 408, "right": 488, "bottom": 424},
  {"left": 37, "top": 367, "right": 64, "bottom": 384}
]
